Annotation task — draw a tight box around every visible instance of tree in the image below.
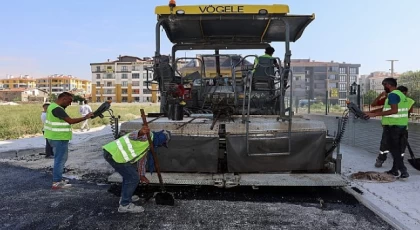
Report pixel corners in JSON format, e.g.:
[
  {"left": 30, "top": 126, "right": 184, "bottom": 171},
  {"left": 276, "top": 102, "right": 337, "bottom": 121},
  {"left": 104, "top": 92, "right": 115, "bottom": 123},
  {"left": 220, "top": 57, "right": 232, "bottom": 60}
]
[
  {"left": 72, "top": 95, "right": 85, "bottom": 103},
  {"left": 363, "top": 90, "right": 378, "bottom": 106},
  {"left": 398, "top": 70, "right": 420, "bottom": 108},
  {"left": 49, "top": 94, "right": 57, "bottom": 102}
]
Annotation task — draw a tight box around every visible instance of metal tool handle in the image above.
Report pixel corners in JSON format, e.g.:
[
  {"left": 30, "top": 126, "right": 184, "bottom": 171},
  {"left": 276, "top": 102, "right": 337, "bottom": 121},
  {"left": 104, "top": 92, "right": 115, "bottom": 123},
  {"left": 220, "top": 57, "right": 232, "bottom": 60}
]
[{"left": 140, "top": 109, "right": 165, "bottom": 192}]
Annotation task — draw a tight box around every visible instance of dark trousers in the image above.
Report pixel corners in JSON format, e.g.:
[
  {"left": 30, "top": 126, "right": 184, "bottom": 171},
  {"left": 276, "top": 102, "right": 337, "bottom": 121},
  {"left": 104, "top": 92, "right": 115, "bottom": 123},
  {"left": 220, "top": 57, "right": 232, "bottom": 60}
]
[
  {"left": 103, "top": 150, "right": 139, "bottom": 206},
  {"left": 43, "top": 131, "right": 53, "bottom": 157},
  {"left": 378, "top": 127, "right": 408, "bottom": 161},
  {"left": 384, "top": 126, "right": 408, "bottom": 173}
]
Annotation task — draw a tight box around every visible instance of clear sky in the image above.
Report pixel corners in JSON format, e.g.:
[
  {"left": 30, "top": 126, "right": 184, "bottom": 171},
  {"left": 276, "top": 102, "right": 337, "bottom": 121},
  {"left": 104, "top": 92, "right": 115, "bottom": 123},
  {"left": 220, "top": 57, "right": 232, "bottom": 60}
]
[{"left": 1, "top": 0, "right": 419, "bottom": 80}]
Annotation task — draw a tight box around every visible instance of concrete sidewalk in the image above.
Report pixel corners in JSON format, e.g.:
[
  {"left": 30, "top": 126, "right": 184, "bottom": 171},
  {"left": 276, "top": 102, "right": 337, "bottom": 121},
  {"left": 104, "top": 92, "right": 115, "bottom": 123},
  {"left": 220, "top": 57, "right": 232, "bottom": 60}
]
[
  {"left": 0, "top": 125, "right": 118, "bottom": 153},
  {"left": 340, "top": 144, "right": 420, "bottom": 230}
]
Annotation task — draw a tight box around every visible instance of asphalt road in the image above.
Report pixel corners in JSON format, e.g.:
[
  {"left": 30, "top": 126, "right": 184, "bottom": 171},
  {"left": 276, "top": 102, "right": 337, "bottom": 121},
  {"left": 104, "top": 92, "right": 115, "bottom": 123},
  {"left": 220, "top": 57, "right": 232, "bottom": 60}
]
[{"left": 0, "top": 163, "right": 394, "bottom": 230}]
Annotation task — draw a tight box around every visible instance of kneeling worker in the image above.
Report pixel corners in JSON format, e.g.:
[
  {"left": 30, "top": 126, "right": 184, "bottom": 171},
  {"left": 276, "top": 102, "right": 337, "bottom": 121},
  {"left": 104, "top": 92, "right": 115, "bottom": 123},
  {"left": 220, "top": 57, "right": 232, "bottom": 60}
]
[{"left": 102, "top": 126, "right": 171, "bottom": 213}]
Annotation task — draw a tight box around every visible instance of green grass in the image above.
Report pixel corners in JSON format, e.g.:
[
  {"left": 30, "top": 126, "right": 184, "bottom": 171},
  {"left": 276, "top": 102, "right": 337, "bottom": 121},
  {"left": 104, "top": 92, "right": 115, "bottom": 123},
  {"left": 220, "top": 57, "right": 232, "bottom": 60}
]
[
  {"left": 296, "top": 103, "right": 346, "bottom": 115},
  {"left": 0, "top": 103, "right": 160, "bottom": 140}
]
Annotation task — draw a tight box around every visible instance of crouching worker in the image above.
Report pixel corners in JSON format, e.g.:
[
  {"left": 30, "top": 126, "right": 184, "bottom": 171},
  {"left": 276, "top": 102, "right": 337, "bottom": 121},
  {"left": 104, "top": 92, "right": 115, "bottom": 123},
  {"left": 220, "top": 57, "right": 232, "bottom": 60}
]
[{"left": 102, "top": 126, "right": 171, "bottom": 213}]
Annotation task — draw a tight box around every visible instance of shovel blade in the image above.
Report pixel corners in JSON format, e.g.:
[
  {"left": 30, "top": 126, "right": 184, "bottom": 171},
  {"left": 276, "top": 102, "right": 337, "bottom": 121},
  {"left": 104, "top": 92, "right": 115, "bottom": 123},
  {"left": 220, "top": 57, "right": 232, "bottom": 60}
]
[
  {"left": 408, "top": 158, "right": 420, "bottom": 171},
  {"left": 155, "top": 192, "right": 175, "bottom": 206}
]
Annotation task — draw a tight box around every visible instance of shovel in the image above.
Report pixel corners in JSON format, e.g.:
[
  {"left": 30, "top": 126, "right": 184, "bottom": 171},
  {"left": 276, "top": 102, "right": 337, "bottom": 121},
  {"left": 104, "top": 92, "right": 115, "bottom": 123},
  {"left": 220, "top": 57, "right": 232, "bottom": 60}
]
[
  {"left": 140, "top": 109, "right": 175, "bottom": 206},
  {"left": 406, "top": 140, "right": 420, "bottom": 171}
]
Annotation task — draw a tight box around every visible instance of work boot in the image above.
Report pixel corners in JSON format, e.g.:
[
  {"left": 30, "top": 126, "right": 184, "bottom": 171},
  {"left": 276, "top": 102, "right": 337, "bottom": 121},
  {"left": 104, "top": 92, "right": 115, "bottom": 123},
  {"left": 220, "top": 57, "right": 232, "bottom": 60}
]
[
  {"left": 52, "top": 181, "right": 72, "bottom": 190},
  {"left": 385, "top": 170, "right": 399, "bottom": 177},
  {"left": 399, "top": 172, "right": 409, "bottom": 179},
  {"left": 119, "top": 195, "right": 140, "bottom": 204},
  {"left": 375, "top": 158, "right": 384, "bottom": 168},
  {"left": 118, "top": 203, "right": 144, "bottom": 213}
]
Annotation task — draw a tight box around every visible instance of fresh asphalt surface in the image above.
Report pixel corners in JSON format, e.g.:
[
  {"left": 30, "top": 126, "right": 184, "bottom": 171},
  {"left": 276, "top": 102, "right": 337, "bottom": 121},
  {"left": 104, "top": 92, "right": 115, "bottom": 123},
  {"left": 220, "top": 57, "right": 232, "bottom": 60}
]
[{"left": 0, "top": 163, "right": 394, "bottom": 230}]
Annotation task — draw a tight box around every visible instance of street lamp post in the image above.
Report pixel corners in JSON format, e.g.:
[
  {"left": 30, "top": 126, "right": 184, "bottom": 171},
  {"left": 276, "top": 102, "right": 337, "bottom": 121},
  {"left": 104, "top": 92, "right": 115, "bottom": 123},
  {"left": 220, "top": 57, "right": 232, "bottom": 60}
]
[
  {"left": 386, "top": 60, "right": 398, "bottom": 78},
  {"left": 349, "top": 82, "right": 361, "bottom": 109}
]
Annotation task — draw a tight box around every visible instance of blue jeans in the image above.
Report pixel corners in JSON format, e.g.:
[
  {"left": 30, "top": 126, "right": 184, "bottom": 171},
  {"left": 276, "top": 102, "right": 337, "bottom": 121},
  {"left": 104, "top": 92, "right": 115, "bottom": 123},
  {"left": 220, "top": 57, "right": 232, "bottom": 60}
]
[
  {"left": 48, "top": 140, "right": 69, "bottom": 182},
  {"left": 103, "top": 150, "right": 139, "bottom": 206}
]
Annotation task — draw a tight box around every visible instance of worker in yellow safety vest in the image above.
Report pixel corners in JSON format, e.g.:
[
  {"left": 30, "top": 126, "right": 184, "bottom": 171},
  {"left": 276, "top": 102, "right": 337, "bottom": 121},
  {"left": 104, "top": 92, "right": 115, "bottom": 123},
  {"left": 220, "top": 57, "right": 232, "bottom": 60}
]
[
  {"left": 374, "top": 85, "right": 415, "bottom": 169},
  {"left": 366, "top": 78, "right": 410, "bottom": 179},
  {"left": 44, "top": 92, "right": 94, "bottom": 190},
  {"left": 253, "top": 46, "right": 280, "bottom": 71},
  {"left": 102, "top": 126, "right": 171, "bottom": 213}
]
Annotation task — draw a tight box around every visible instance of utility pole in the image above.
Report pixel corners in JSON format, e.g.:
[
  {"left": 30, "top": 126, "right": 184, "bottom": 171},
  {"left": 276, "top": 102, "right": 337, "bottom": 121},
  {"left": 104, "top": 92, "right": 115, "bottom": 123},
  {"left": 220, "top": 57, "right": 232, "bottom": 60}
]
[{"left": 386, "top": 60, "right": 398, "bottom": 77}]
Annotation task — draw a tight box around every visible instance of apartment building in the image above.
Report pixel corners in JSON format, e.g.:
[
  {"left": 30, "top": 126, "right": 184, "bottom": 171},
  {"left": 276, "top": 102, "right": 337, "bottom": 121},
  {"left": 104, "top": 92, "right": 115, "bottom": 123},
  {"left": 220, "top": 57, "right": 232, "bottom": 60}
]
[
  {"left": 36, "top": 75, "right": 91, "bottom": 96},
  {"left": 0, "top": 88, "right": 48, "bottom": 102},
  {"left": 0, "top": 75, "right": 37, "bottom": 89},
  {"left": 365, "top": 71, "right": 400, "bottom": 93},
  {"left": 290, "top": 59, "right": 361, "bottom": 107},
  {"left": 90, "top": 55, "right": 160, "bottom": 103}
]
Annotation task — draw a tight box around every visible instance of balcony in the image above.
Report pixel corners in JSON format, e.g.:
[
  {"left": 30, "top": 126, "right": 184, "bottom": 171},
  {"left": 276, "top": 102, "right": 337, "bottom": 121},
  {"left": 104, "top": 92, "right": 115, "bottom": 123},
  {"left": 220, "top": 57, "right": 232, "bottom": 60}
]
[{"left": 92, "top": 69, "right": 106, "bottom": 73}]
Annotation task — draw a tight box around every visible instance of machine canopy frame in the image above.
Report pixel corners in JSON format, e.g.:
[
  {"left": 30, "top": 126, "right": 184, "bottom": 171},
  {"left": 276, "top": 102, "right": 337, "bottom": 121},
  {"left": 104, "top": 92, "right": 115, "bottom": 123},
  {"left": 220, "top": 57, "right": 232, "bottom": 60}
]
[{"left": 155, "top": 4, "right": 315, "bottom": 45}]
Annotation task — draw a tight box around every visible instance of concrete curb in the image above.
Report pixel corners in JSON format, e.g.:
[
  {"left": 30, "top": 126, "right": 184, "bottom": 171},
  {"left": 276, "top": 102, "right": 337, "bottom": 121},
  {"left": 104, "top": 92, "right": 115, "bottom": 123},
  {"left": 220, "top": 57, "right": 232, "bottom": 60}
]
[
  {"left": 0, "top": 148, "right": 45, "bottom": 159},
  {"left": 342, "top": 185, "right": 412, "bottom": 230}
]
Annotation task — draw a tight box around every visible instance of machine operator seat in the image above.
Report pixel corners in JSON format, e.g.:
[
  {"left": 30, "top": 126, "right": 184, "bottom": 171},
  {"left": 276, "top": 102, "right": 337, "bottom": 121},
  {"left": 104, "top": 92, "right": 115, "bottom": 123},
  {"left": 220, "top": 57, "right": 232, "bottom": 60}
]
[
  {"left": 252, "top": 56, "right": 276, "bottom": 91},
  {"left": 153, "top": 55, "right": 176, "bottom": 91}
]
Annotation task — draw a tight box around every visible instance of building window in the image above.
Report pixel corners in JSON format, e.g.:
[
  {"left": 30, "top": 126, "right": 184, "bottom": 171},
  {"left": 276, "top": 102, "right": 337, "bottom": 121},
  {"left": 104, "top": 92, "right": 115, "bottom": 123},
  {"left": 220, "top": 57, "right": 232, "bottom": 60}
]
[
  {"left": 143, "top": 89, "right": 151, "bottom": 94},
  {"left": 122, "top": 66, "right": 128, "bottom": 71},
  {"left": 132, "top": 81, "right": 140, "bottom": 86},
  {"left": 313, "top": 66, "right": 327, "bottom": 72},
  {"left": 122, "top": 89, "right": 128, "bottom": 94},
  {"left": 328, "top": 74, "right": 337, "bottom": 80},
  {"left": 132, "top": 73, "right": 140, "bottom": 79},
  {"left": 132, "top": 66, "right": 136, "bottom": 71},
  {"left": 349, "top": 76, "right": 356, "bottom": 83},
  {"left": 105, "top": 89, "right": 113, "bottom": 94},
  {"left": 122, "top": 81, "right": 128, "bottom": 87},
  {"left": 96, "top": 66, "right": 100, "bottom": 72},
  {"left": 134, "top": 97, "right": 140, "bottom": 102},
  {"left": 339, "top": 92, "right": 347, "bottom": 98},
  {"left": 292, "top": 67, "right": 305, "bottom": 73},
  {"left": 350, "top": 68, "right": 357, "bottom": 74},
  {"left": 122, "top": 97, "right": 128, "bottom": 102},
  {"left": 122, "top": 74, "right": 128, "bottom": 79},
  {"left": 96, "top": 74, "right": 101, "bottom": 79},
  {"left": 339, "top": 83, "right": 347, "bottom": 91},
  {"left": 106, "top": 74, "right": 113, "bottom": 79},
  {"left": 339, "top": 68, "right": 346, "bottom": 74},
  {"left": 329, "top": 66, "right": 339, "bottom": 72},
  {"left": 314, "top": 74, "right": 325, "bottom": 81},
  {"left": 96, "top": 97, "right": 101, "bottom": 102},
  {"left": 133, "top": 89, "right": 140, "bottom": 94},
  {"left": 106, "top": 82, "right": 112, "bottom": 87},
  {"left": 96, "top": 90, "right": 100, "bottom": 94},
  {"left": 340, "top": 75, "right": 346, "bottom": 82},
  {"left": 339, "top": 100, "right": 346, "bottom": 107},
  {"left": 107, "top": 97, "right": 112, "bottom": 100},
  {"left": 96, "top": 82, "right": 100, "bottom": 86}
]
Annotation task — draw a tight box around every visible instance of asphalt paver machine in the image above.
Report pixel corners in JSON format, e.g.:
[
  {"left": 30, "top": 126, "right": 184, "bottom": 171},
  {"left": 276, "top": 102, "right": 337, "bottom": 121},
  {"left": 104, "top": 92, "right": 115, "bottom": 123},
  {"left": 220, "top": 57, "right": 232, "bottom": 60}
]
[{"left": 111, "top": 2, "right": 347, "bottom": 188}]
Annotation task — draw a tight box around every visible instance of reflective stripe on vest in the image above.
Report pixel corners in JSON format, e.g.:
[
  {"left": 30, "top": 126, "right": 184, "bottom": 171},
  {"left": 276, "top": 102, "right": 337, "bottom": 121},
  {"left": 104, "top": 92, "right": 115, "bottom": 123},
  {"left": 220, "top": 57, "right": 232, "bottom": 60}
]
[
  {"left": 381, "top": 90, "right": 409, "bottom": 126},
  {"left": 43, "top": 102, "right": 72, "bottom": 140},
  {"left": 103, "top": 132, "right": 154, "bottom": 163}
]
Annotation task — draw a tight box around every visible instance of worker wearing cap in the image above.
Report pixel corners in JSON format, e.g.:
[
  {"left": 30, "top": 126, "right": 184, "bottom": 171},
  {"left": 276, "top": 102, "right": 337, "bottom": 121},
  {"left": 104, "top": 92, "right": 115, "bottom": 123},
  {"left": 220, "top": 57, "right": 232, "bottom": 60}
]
[
  {"left": 366, "top": 78, "right": 410, "bottom": 179},
  {"left": 253, "top": 46, "right": 280, "bottom": 71},
  {"left": 44, "top": 92, "right": 94, "bottom": 190},
  {"left": 374, "top": 85, "right": 415, "bottom": 168},
  {"left": 102, "top": 126, "right": 171, "bottom": 213}
]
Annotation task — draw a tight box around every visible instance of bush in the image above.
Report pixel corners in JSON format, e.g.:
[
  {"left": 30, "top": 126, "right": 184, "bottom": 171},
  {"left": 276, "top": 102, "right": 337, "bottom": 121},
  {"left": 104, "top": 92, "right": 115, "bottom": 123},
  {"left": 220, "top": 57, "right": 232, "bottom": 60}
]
[{"left": 0, "top": 103, "right": 160, "bottom": 140}]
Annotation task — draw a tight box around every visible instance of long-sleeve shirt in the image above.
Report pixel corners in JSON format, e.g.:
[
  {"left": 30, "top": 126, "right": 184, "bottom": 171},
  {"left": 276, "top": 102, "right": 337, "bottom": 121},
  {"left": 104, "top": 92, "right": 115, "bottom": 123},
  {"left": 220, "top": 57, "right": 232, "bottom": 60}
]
[
  {"left": 41, "top": 112, "right": 46, "bottom": 131},
  {"left": 79, "top": 105, "right": 92, "bottom": 116}
]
